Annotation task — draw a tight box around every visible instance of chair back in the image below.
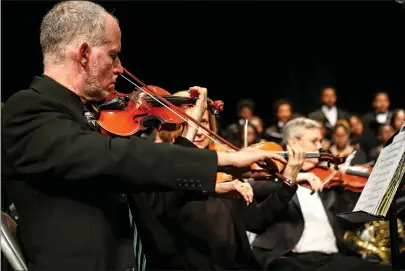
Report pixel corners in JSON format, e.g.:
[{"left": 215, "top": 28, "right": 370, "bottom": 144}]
[{"left": 1, "top": 212, "right": 28, "bottom": 270}]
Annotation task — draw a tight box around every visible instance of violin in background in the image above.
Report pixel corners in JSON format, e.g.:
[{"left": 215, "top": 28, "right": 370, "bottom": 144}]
[
  {"left": 308, "top": 164, "right": 372, "bottom": 193},
  {"left": 210, "top": 134, "right": 346, "bottom": 183}
]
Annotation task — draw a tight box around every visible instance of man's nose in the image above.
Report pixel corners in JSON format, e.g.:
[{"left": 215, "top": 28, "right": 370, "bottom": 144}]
[{"left": 114, "top": 58, "right": 124, "bottom": 75}]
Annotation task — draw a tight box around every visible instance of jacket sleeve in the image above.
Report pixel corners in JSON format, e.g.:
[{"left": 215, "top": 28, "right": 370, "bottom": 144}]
[
  {"left": 242, "top": 179, "right": 297, "bottom": 233},
  {"left": 1, "top": 91, "right": 218, "bottom": 192}
]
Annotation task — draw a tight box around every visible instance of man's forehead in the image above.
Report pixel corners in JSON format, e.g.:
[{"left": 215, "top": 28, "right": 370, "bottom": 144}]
[{"left": 303, "top": 127, "right": 322, "bottom": 137}]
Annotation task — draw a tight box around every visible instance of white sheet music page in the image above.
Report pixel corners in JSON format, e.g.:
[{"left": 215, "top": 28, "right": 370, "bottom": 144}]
[{"left": 353, "top": 129, "right": 405, "bottom": 216}]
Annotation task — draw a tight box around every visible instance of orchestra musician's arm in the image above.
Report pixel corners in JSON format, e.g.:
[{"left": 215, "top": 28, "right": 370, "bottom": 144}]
[
  {"left": 242, "top": 145, "right": 323, "bottom": 233},
  {"left": 247, "top": 178, "right": 284, "bottom": 203},
  {"left": 1, "top": 90, "right": 217, "bottom": 191},
  {"left": 0, "top": 91, "right": 230, "bottom": 194},
  {"left": 242, "top": 179, "right": 297, "bottom": 233},
  {"left": 2, "top": 90, "right": 285, "bottom": 195}
]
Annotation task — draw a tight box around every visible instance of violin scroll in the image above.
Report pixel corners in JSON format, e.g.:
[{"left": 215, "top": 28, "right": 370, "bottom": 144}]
[
  {"left": 208, "top": 100, "right": 224, "bottom": 117},
  {"left": 318, "top": 148, "right": 346, "bottom": 170}
]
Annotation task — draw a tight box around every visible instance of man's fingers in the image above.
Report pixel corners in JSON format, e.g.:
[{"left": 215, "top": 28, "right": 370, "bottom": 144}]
[
  {"left": 286, "top": 145, "right": 293, "bottom": 159},
  {"left": 266, "top": 152, "right": 287, "bottom": 164},
  {"left": 297, "top": 146, "right": 304, "bottom": 162},
  {"left": 234, "top": 182, "right": 253, "bottom": 203},
  {"left": 308, "top": 176, "right": 322, "bottom": 192},
  {"left": 243, "top": 184, "right": 254, "bottom": 203}
]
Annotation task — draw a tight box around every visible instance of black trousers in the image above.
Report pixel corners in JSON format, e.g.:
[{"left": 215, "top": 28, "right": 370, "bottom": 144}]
[
  {"left": 116, "top": 239, "right": 137, "bottom": 271},
  {"left": 268, "top": 252, "right": 392, "bottom": 271}
]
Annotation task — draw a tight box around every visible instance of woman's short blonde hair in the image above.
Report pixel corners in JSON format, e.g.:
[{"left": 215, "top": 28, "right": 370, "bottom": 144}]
[{"left": 157, "top": 90, "right": 217, "bottom": 144}]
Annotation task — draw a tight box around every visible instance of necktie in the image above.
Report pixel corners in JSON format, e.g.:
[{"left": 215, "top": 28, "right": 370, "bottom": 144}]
[
  {"left": 83, "top": 104, "right": 100, "bottom": 131},
  {"left": 128, "top": 209, "right": 147, "bottom": 271},
  {"left": 83, "top": 105, "right": 146, "bottom": 270}
]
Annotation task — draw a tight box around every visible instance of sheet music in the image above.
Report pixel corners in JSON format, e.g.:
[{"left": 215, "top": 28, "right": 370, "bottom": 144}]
[{"left": 353, "top": 131, "right": 405, "bottom": 216}]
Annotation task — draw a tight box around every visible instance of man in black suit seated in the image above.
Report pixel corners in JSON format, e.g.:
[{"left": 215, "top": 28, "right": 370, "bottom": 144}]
[
  {"left": 263, "top": 99, "right": 293, "bottom": 145},
  {"left": 128, "top": 90, "right": 326, "bottom": 270},
  {"left": 223, "top": 98, "right": 255, "bottom": 147},
  {"left": 251, "top": 117, "right": 390, "bottom": 271},
  {"left": 308, "top": 86, "right": 350, "bottom": 140},
  {"left": 1, "top": 2, "right": 288, "bottom": 270},
  {"left": 362, "top": 91, "right": 393, "bottom": 138},
  {"left": 348, "top": 115, "right": 379, "bottom": 158}
]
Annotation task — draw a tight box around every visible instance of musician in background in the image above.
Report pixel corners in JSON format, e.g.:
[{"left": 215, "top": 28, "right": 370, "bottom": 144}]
[
  {"left": 362, "top": 91, "right": 392, "bottom": 137},
  {"left": 1, "top": 2, "right": 293, "bottom": 270},
  {"left": 130, "top": 91, "right": 323, "bottom": 270},
  {"left": 390, "top": 108, "right": 405, "bottom": 132},
  {"left": 348, "top": 115, "right": 378, "bottom": 158},
  {"left": 251, "top": 117, "right": 390, "bottom": 271},
  {"left": 329, "top": 120, "right": 368, "bottom": 165},
  {"left": 308, "top": 86, "right": 350, "bottom": 140},
  {"left": 368, "top": 124, "right": 395, "bottom": 163},
  {"left": 264, "top": 99, "right": 293, "bottom": 144},
  {"left": 240, "top": 122, "right": 262, "bottom": 147},
  {"left": 224, "top": 98, "right": 255, "bottom": 146},
  {"left": 250, "top": 115, "right": 266, "bottom": 140}
]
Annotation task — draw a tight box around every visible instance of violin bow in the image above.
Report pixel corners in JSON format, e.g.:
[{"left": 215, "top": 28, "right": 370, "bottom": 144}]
[
  {"left": 120, "top": 67, "right": 239, "bottom": 152},
  {"left": 319, "top": 150, "right": 358, "bottom": 190}
]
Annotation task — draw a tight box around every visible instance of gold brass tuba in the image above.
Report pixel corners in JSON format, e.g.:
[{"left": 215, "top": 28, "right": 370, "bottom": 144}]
[{"left": 344, "top": 219, "right": 405, "bottom": 263}]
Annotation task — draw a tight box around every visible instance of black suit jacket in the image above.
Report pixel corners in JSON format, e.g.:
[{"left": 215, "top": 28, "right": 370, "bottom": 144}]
[
  {"left": 129, "top": 137, "right": 297, "bottom": 270},
  {"left": 308, "top": 107, "right": 350, "bottom": 138},
  {"left": 251, "top": 187, "right": 360, "bottom": 269},
  {"left": 362, "top": 110, "right": 393, "bottom": 137},
  {"left": 1, "top": 75, "right": 219, "bottom": 271},
  {"left": 263, "top": 124, "right": 283, "bottom": 145}
]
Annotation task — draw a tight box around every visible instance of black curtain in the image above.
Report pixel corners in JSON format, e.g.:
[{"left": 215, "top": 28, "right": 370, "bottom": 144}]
[{"left": 2, "top": 1, "right": 404, "bottom": 127}]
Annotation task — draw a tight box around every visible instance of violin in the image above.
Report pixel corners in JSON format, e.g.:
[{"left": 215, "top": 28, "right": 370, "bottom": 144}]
[
  {"left": 210, "top": 141, "right": 346, "bottom": 183},
  {"left": 90, "top": 84, "right": 224, "bottom": 137},
  {"left": 94, "top": 67, "right": 345, "bottom": 185},
  {"left": 308, "top": 164, "right": 372, "bottom": 193}
]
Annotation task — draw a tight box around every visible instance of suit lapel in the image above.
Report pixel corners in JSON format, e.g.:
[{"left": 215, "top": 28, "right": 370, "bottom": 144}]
[
  {"left": 319, "top": 110, "right": 333, "bottom": 129},
  {"left": 318, "top": 190, "right": 336, "bottom": 212},
  {"left": 318, "top": 190, "right": 344, "bottom": 240},
  {"left": 291, "top": 193, "right": 300, "bottom": 209}
]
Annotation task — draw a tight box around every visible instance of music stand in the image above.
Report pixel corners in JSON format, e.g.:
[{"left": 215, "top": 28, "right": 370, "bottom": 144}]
[{"left": 338, "top": 128, "right": 405, "bottom": 270}]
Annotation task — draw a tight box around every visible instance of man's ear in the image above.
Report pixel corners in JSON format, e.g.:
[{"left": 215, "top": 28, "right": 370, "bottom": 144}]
[
  {"left": 79, "top": 42, "right": 90, "bottom": 67},
  {"left": 287, "top": 136, "right": 297, "bottom": 146}
]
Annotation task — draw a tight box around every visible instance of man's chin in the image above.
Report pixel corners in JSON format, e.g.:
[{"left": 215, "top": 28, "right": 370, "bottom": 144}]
[
  {"left": 85, "top": 90, "right": 110, "bottom": 102},
  {"left": 103, "top": 89, "right": 112, "bottom": 98}
]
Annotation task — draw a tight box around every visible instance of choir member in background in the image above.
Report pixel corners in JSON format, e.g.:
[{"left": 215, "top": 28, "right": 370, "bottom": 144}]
[
  {"left": 362, "top": 91, "right": 392, "bottom": 137},
  {"left": 264, "top": 98, "right": 293, "bottom": 144},
  {"left": 308, "top": 86, "right": 350, "bottom": 140}
]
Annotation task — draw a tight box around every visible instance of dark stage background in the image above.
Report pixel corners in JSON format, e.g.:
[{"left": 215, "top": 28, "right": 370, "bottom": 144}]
[{"left": 1, "top": 1, "right": 404, "bottom": 128}]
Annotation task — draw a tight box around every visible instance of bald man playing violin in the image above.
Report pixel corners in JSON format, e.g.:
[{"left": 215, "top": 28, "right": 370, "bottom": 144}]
[
  {"left": 251, "top": 117, "right": 391, "bottom": 271},
  {"left": 1, "top": 2, "right": 293, "bottom": 271}
]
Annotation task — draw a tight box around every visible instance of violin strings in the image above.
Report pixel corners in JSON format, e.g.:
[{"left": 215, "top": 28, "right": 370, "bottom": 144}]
[
  {"left": 119, "top": 74, "right": 232, "bottom": 152},
  {"left": 320, "top": 150, "right": 357, "bottom": 189}
]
